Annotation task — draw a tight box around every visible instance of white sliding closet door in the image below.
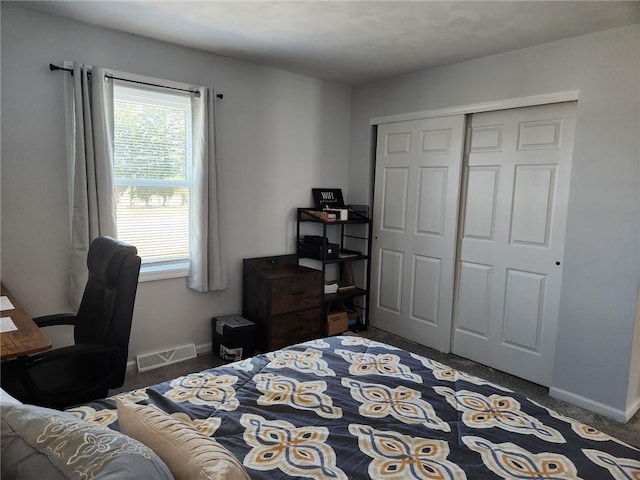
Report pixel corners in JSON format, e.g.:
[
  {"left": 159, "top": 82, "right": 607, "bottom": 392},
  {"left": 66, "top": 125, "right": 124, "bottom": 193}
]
[
  {"left": 453, "top": 102, "right": 576, "bottom": 386},
  {"left": 370, "top": 115, "right": 465, "bottom": 352}
]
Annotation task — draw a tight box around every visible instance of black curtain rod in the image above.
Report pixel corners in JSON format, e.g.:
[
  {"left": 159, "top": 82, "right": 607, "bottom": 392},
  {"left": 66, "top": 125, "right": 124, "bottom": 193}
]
[{"left": 49, "top": 64, "right": 223, "bottom": 99}]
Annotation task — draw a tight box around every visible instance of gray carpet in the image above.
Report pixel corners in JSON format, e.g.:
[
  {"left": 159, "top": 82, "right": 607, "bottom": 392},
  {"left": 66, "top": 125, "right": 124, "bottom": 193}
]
[
  {"left": 357, "top": 327, "right": 640, "bottom": 448},
  {"left": 112, "top": 327, "right": 640, "bottom": 448}
]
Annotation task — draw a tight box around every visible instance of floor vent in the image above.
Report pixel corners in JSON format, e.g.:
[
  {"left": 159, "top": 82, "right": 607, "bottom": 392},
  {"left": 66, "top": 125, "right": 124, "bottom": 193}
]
[{"left": 136, "top": 344, "right": 197, "bottom": 372}]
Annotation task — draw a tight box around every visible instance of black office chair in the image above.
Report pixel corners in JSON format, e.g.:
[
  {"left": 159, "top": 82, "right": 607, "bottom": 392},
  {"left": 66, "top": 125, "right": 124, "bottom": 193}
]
[{"left": 1, "top": 237, "right": 141, "bottom": 409}]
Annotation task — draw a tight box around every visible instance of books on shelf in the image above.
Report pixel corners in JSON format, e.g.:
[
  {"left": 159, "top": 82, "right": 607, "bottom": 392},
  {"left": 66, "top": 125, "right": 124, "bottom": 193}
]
[
  {"left": 338, "top": 249, "right": 360, "bottom": 259},
  {"left": 325, "top": 281, "right": 357, "bottom": 294},
  {"left": 338, "top": 282, "right": 357, "bottom": 291},
  {"left": 324, "top": 282, "right": 339, "bottom": 294},
  {"left": 325, "top": 282, "right": 358, "bottom": 294}
]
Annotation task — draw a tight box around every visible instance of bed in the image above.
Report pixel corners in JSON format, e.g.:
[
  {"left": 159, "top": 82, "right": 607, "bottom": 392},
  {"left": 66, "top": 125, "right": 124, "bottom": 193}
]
[{"left": 3, "top": 335, "right": 639, "bottom": 479}]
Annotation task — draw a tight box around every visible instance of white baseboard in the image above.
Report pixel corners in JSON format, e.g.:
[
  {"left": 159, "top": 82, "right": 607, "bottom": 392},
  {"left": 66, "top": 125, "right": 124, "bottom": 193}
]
[
  {"left": 126, "top": 359, "right": 137, "bottom": 374},
  {"left": 126, "top": 342, "right": 213, "bottom": 375},
  {"left": 549, "top": 386, "right": 639, "bottom": 423},
  {"left": 195, "top": 342, "right": 213, "bottom": 355}
]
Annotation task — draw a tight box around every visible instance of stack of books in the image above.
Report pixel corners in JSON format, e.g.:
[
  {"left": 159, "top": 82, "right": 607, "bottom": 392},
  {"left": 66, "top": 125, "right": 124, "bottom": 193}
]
[
  {"left": 338, "top": 282, "right": 356, "bottom": 292},
  {"left": 325, "top": 282, "right": 356, "bottom": 294},
  {"left": 324, "top": 282, "right": 339, "bottom": 294},
  {"left": 338, "top": 249, "right": 360, "bottom": 259}
]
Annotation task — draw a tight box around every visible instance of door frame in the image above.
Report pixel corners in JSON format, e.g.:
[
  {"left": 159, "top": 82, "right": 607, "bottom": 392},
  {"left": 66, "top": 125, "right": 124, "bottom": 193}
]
[{"left": 371, "top": 90, "right": 579, "bottom": 126}]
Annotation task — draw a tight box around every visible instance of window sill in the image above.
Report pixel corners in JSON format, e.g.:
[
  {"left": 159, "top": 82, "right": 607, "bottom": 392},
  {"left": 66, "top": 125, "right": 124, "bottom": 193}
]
[{"left": 139, "top": 262, "right": 189, "bottom": 282}]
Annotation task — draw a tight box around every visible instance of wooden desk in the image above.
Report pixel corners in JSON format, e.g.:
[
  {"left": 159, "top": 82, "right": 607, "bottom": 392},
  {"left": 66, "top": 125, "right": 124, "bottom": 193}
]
[{"left": 1, "top": 283, "right": 52, "bottom": 359}]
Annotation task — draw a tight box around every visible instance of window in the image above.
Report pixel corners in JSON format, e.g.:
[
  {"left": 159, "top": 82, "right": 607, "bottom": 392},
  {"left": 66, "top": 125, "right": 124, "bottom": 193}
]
[{"left": 113, "top": 83, "right": 193, "bottom": 278}]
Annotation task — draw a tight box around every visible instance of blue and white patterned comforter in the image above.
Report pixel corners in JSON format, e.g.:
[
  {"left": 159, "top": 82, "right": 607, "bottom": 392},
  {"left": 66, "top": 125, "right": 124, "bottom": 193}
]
[{"left": 69, "top": 336, "right": 640, "bottom": 479}]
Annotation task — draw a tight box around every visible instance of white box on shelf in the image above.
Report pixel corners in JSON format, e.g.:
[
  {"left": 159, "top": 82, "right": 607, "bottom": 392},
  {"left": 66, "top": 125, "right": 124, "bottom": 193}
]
[{"left": 324, "top": 208, "right": 348, "bottom": 220}]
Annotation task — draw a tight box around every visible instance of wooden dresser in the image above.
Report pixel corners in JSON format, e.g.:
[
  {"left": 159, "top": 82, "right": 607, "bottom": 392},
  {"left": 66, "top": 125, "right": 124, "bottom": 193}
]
[{"left": 242, "top": 255, "right": 322, "bottom": 351}]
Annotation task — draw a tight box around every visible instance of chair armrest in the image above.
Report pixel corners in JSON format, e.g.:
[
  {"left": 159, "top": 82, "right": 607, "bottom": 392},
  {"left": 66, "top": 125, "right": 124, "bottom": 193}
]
[{"left": 33, "top": 313, "right": 78, "bottom": 328}]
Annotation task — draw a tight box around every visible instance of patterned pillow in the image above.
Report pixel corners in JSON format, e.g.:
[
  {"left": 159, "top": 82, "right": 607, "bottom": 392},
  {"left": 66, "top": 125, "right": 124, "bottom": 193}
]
[
  {"left": 1, "top": 403, "right": 174, "bottom": 480},
  {"left": 116, "top": 399, "right": 250, "bottom": 480}
]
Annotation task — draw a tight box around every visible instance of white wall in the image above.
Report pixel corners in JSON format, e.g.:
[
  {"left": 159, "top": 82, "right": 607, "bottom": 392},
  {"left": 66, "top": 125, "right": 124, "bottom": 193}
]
[
  {"left": 0, "top": 5, "right": 351, "bottom": 358},
  {"left": 629, "top": 289, "right": 640, "bottom": 413},
  {"left": 348, "top": 25, "right": 640, "bottom": 418}
]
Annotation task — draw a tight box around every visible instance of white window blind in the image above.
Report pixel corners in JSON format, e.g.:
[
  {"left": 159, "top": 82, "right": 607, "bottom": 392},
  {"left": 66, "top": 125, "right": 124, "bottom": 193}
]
[{"left": 113, "top": 83, "right": 193, "bottom": 270}]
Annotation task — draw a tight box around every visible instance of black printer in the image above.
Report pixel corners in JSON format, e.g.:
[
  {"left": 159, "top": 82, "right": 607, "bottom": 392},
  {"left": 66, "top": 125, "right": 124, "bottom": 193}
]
[{"left": 298, "top": 235, "right": 339, "bottom": 260}]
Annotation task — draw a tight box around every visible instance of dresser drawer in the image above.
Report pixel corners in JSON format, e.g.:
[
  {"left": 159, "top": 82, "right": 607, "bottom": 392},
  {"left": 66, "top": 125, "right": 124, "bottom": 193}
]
[
  {"left": 270, "top": 274, "right": 320, "bottom": 315},
  {"left": 269, "top": 308, "right": 321, "bottom": 350}
]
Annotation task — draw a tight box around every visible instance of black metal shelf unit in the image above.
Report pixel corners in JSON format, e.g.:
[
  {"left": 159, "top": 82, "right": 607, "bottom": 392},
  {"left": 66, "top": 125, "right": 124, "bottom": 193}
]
[{"left": 296, "top": 208, "right": 372, "bottom": 332}]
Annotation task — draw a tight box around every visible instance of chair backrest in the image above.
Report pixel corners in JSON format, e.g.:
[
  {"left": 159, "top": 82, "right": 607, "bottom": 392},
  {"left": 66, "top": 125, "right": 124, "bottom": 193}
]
[{"left": 74, "top": 236, "right": 141, "bottom": 387}]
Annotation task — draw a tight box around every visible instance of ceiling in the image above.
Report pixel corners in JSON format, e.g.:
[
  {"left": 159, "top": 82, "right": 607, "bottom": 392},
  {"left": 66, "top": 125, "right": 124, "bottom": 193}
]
[{"left": 16, "top": 1, "right": 640, "bottom": 85}]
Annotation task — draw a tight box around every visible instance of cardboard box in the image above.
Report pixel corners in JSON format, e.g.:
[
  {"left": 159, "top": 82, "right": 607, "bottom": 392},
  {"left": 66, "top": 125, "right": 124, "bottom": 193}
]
[{"left": 327, "top": 310, "right": 348, "bottom": 335}]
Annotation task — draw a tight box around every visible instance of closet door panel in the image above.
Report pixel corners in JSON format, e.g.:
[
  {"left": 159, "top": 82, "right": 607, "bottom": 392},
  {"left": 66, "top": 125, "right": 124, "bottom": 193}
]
[
  {"left": 453, "top": 102, "right": 576, "bottom": 386},
  {"left": 371, "top": 115, "right": 465, "bottom": 352}
]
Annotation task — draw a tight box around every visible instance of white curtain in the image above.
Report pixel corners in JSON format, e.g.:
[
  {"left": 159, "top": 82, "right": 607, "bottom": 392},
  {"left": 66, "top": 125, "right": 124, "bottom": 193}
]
[
  {"left": 68, "top": 63, "right": 116, "bottom": 309},
  {"left": 187, "top": 87, "right": 228, "bottom": 292}
]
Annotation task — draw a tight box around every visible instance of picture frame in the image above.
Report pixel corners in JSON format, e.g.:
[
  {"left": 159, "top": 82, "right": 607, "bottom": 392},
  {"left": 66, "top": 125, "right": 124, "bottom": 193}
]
[{"left": 312, "top": 188, "right": 345, "bottom": 210}]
